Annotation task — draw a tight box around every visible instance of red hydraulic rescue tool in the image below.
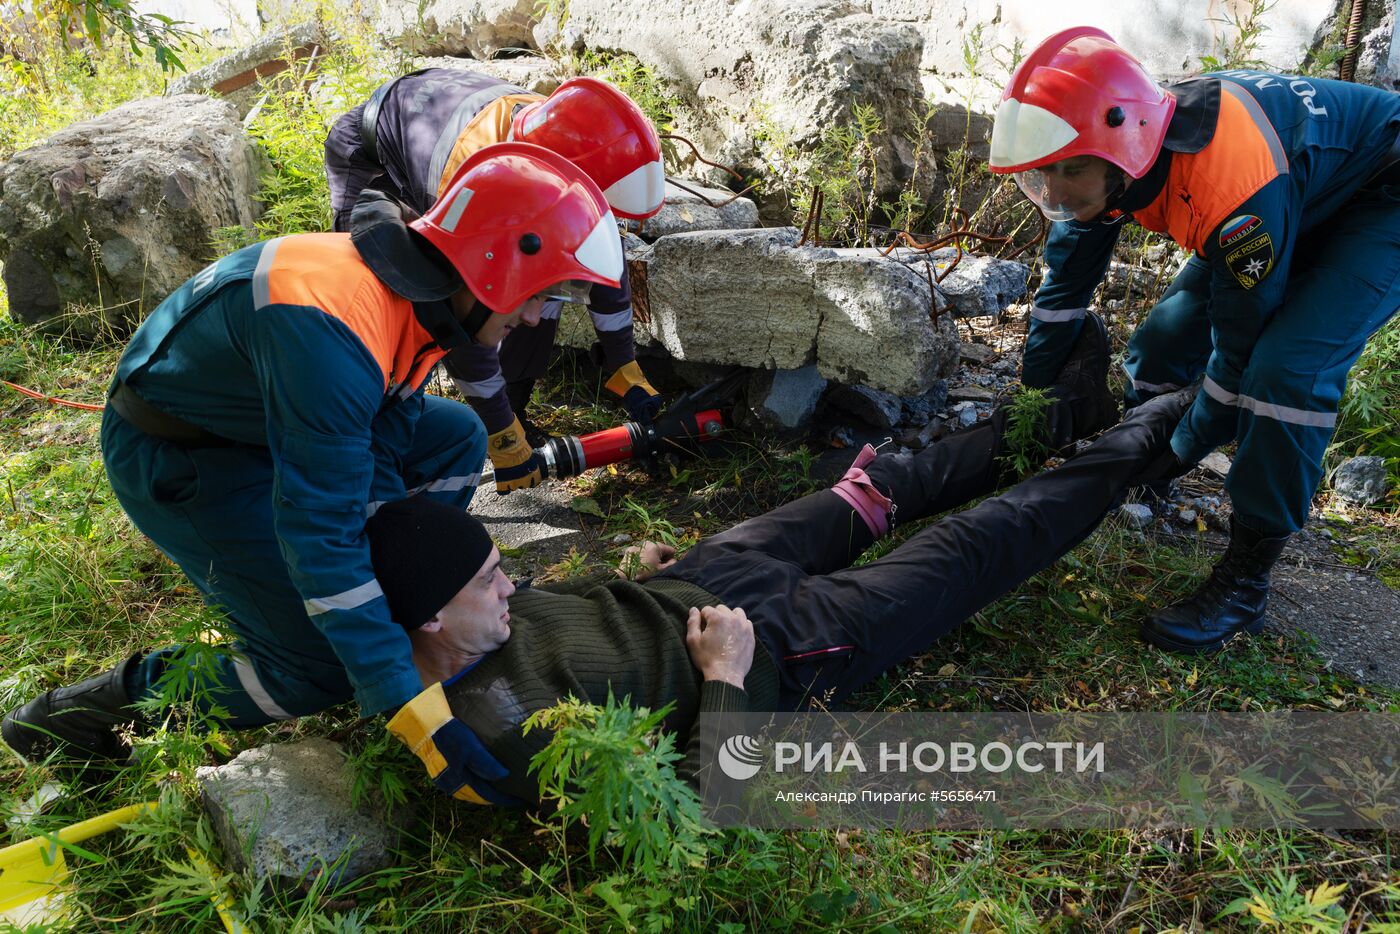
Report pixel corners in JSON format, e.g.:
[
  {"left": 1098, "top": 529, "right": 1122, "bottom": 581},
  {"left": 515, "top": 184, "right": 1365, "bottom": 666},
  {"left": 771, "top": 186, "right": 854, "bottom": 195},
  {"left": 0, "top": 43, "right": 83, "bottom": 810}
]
[{"left": 481, "top": 372, "right": 740, "bottom": 483}]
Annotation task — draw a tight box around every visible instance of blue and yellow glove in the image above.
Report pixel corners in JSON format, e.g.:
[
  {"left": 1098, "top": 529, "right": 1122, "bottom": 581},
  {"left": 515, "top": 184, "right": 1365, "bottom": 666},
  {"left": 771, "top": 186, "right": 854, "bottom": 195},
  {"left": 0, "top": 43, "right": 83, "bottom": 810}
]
[
  {"left": 386, "top": 682, "right": 523, "bottom": 806},
  {"left": 488, "top": 416, "right": 543, "bottom": 494},
  {"left": 605, "top": 360, "right": 663, "bottom": 424}
]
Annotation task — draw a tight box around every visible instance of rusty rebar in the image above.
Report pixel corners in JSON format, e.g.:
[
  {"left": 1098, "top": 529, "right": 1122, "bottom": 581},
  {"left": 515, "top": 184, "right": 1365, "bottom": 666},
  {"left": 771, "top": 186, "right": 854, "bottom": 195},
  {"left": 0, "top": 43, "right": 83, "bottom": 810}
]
[
  {"left": 1340, "top": 0, "right": 1367, "bottom": 81},
  {"left": 665, "top": 176, "right": 759, "bottom": 208},
  {"left": 1000, "top": 214, "right": 1049, "bottom": 262},
  {"left": 798, "top": 185, "right": 825, "bottom": 247},
  {"left": 660, "top": 133, "right": 745, "bottom": 182},
  {"left": 627, "top": 259, "right": 652, "bottom": 325},
  {"left": 921, "top": 257, "right": 942, "bottom": 324}
]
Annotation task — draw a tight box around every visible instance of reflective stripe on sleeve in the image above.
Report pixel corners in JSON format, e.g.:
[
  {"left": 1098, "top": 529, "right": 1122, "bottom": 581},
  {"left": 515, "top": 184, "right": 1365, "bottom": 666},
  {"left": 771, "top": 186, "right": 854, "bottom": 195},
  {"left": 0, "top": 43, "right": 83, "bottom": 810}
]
[
  {"left": 1125, "top": 367, "right": 1184, "bottom": 395},
  {"left": 304, "top": 579, "right": 385, "bottom": 617},
  {"left": 406, "top": 474, "right": 482, "bottom": 496},
  {"left": 453, "top": 372, "right": 505, "bottom": 399},
  {"left": 1030, "top": 304, "right": 1088, "bottom": 322},
  {"left": 589, "top": 307, "right": 633, "bottom": 331},
  {"left": 251, "top": 238, "right": 283, "bottom": 310},
  {"left": 1219, "top": 82, "right": 1289, "bottom": 175}
]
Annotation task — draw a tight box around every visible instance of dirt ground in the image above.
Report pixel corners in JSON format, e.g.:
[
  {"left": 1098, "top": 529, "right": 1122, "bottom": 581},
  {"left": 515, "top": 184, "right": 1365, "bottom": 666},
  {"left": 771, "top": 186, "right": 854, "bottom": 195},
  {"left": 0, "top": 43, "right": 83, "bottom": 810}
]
[{"left": 1268, "top": 528, "right": 1400, "bottom": 687}]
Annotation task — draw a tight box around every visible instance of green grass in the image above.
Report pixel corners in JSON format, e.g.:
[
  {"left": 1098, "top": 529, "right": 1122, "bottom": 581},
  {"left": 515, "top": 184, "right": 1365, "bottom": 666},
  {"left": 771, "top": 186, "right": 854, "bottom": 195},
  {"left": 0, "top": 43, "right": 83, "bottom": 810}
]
[{"left": 7, "top": 308, "right": 1400, "bottom": 930}]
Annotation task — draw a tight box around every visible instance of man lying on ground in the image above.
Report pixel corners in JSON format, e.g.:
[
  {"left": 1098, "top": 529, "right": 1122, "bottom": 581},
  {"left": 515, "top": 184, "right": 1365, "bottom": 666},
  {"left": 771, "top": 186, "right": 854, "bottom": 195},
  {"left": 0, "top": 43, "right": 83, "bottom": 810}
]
[{"left": 368, "top": 317, "right": 1192, "bottom": 806}]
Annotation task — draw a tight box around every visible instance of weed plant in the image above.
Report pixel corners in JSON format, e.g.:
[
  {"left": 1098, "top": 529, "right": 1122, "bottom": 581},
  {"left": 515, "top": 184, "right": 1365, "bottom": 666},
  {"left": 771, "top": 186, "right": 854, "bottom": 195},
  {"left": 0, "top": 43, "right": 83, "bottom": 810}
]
[
  {"left": 238, "top": 9, "right": 414, "bottom": 242},
  {"left": 1332, "top": 317, "right": 1400, "bottom": 486}
]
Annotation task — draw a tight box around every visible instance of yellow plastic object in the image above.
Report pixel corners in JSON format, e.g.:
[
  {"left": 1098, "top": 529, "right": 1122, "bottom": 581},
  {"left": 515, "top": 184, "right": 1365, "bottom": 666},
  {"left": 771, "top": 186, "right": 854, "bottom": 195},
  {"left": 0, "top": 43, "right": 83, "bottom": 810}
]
[
  {"left": 185, "top": 847, "right": 248, "bottom": 934},
  {"left": 0, "top": 801, "right": 157, "bottom": 927},
  {"left": 0, "top": 800, "right": 245, "bottom": 933}
]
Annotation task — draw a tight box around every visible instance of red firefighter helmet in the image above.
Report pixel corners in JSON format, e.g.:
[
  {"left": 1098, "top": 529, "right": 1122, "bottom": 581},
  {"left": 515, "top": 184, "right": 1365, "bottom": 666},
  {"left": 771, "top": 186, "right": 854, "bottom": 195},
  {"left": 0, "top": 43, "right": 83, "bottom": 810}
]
[
  {"left": 411, "top": 142, "right": 624, "bottom": 315},
  {"left": 512, "top": 77, "right": 665, "bottom": 220},
  {"left": 989, "top": 28, "right": 1175, "bottom": 219}
]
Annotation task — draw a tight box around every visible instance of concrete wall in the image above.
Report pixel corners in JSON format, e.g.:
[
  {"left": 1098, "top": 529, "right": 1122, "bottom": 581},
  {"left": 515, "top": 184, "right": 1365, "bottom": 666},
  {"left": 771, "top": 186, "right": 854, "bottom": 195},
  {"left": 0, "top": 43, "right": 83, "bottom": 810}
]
[
  {"left": 873, "top": 0, "right": 1343, "bottom": 106},
  {"left": 132, "top": 0, "right": 261, "bottom": 43}
]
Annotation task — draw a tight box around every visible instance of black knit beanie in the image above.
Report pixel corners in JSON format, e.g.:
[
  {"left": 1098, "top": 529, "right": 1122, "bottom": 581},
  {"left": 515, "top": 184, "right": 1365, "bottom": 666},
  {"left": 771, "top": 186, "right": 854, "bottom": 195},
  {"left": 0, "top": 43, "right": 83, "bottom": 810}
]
[{"left": 365, "top": 497, "right": 495, "bottom": 630}]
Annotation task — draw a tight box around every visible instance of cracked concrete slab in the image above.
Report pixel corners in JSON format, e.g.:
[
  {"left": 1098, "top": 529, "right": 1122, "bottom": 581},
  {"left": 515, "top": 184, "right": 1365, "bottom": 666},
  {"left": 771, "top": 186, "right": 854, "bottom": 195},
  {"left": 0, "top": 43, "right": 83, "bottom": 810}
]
[{"left": 554, "top": 227, "right": 958, "bottom": 396}]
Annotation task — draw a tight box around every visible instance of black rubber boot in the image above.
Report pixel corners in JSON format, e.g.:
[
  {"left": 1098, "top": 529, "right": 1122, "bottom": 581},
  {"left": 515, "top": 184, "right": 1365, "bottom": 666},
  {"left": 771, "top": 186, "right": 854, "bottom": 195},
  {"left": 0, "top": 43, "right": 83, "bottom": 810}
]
[
  {"left": 1, "top": 653, "right": 151, "bottom": 764},
  {"left": 504, "top": 379, "right": 549, "bottom": 447},
  {"left": 1141, "top": 517, "right": 1290, "bottom": 654},
  {"left": 1048, "top": 311, "right": 1119, "bottom": 441}
]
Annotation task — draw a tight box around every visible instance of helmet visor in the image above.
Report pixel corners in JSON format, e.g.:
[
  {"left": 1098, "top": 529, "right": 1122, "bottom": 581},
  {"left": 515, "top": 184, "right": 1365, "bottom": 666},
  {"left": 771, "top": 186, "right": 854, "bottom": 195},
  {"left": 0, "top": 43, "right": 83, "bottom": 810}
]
[
  {"left": 536, "top": 279, "right": 595, "bottom": 305},
  {"left": 1012, "top": 157, "right": 1118, "bottom": 223}
]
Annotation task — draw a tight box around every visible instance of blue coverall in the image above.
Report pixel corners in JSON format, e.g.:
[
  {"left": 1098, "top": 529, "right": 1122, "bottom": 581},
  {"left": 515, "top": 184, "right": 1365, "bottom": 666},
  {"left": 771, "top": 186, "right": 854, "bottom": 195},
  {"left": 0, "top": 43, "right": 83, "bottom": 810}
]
[
  {"left": 104, "top": 232, "right": 486, "bottom": 725},
  {"left": 1022, "top": 72, "right": 1400, "bottom": 534},
  {"left": 324, "top": 68, "right": 639, "bottom": 435}
]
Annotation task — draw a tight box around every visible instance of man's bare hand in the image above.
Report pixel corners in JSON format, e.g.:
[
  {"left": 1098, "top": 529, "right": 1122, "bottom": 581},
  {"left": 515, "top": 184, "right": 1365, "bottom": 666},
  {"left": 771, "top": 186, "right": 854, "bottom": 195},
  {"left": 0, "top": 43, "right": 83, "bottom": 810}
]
[
  {"left": 685, "top": 605, "right": 755, "bottom": 689},
  {"left": 617, "top": 540, "right": 678, "bottom": 581}
]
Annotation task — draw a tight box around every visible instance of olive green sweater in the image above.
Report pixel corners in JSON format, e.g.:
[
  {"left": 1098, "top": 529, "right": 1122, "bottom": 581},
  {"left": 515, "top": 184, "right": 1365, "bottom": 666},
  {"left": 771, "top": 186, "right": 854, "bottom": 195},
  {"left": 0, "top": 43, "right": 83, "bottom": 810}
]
[{"left": 441, "top": 575, "right": 781, "bottom": 804}]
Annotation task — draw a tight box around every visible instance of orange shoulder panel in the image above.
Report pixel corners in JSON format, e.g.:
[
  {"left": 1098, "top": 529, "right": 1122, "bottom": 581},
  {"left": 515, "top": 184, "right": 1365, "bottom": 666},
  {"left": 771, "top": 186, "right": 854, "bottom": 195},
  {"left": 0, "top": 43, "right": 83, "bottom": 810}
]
[
  {"left": 259, "top": 234, "right": 439, "bottom": 391},
  {"left": 435, "top": 93, "right": 544, "bottom": 200},
  {"left": 1132, "top": 84, "right": 1286, "bottom": 254}
]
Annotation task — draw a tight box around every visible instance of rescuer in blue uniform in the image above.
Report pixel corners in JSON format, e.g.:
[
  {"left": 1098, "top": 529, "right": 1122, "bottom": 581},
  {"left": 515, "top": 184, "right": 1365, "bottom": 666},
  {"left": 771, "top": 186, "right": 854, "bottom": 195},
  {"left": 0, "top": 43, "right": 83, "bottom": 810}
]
[
  {"left": 326, "top": 69, "right": 669, "bottom": 492},
  {"left": 2, "top": 144, "right": 626, "bottom": 768},
  {"left": 989, "top": 27, "right": 1400, "bottom": 653}
]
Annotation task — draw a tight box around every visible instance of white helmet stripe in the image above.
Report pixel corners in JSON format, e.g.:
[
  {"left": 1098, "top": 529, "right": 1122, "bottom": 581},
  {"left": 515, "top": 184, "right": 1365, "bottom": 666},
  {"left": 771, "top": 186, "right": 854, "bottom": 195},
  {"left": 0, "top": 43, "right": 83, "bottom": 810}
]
[
  {"left": 602, "top": 159, "right": 666, "bottom": 217},
  {"left": 574, "top": 213, "right": 624, "bottom": 283},
  {"left": 989, "top": 98, "right": 1080, "bottom": 169},
  {"left": 439, "top": 186, "right": 474, "bottom": 233},
  {"left": 520, "top": 107, "right": 548, "bottom": 138}
]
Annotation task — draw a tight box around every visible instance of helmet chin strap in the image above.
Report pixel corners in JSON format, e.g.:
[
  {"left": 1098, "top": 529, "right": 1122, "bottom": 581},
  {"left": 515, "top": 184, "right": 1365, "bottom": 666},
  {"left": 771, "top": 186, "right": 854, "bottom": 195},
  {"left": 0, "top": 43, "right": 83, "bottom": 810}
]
[
  {"left": 1087, "top": 179, "right": 1131, "bottom": 225},
  {"left": 1093, "top": 148, "right": 1173, "bottom": 224},
  {"left": 411, "top": 298, "right": 476, "bottom": 352},
  {"left": 463, "top": 299, "right": 496, "bottom": 343}
]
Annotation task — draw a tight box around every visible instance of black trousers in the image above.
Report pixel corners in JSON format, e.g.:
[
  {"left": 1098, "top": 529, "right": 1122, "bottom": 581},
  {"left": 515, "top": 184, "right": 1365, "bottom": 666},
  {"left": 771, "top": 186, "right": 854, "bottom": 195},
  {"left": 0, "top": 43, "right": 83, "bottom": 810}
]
[{"left": 658, "top": 390, "right": 1191, "bottom": 709}]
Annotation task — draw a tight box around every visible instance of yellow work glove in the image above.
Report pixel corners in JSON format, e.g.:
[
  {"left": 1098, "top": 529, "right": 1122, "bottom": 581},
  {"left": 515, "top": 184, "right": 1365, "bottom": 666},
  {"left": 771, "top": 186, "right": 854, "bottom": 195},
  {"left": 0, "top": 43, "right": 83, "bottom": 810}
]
[
  {"left": 385, "top": 682, "right": 520, "bottom": 805},
  {"left": 605, "top": 360, "right": 663, "bottom": 424},
  {"left": 488, "top": 416, "right": 543, "bottom": 494}
]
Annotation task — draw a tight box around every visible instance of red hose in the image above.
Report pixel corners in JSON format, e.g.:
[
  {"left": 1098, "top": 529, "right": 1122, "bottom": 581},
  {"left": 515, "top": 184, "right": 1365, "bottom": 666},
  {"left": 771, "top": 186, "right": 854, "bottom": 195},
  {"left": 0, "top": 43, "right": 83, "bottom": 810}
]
[{"left": 2, "top": 379, "right": 105, "bottom": 412}]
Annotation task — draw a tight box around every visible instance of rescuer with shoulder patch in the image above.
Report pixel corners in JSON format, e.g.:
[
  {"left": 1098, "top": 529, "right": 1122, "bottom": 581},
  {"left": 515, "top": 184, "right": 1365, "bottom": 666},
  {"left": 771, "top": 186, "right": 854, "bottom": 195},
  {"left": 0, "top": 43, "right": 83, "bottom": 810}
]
[{"left": 988, "top": 26, "right": 1400, "bottom": 656}]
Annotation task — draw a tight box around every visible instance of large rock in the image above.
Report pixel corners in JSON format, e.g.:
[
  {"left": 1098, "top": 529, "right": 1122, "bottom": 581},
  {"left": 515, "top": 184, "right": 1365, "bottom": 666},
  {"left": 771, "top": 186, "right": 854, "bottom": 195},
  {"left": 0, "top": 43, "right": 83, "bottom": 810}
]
[
  {"left": 537, "top": 0, "right": 933, "bottom": 204},
  {"left": 167, "top": 22, "right": 332, "bottom": 117},
  {"left": 1354, "top": 10, "right": 1400, "bottom": 90},
  {"left": 916, "top": 249, "right": 1028, "bottom": 318},
  {"left": 1334, "top": 455, "right": 1391, "bottom": 506},
  {"left": 376, "top": 0, "right": 540, "bottom": 59},
  {"left": 845, "top": 246, "right": 1029, "bottom": 318},
  {"left": 412, "top": 54, "right": 563, "bottom": 95},
  {"left": 0, "top": 95, "right": 261, "bottom": 330},
  {"left": 741, "top": 365, "right": 829, "bottom": 431},
  {"left": 561, "top": 227, "right": 958, "bottom": 396},
  {"left": 636, "top": 179, "right": 760, "bottom": 241},
  {"left": 825, "top": 383, "right": 905, "bottom": 430},
  {"left": 197, "top": 739, "right": 408, "bottom": 890}
]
